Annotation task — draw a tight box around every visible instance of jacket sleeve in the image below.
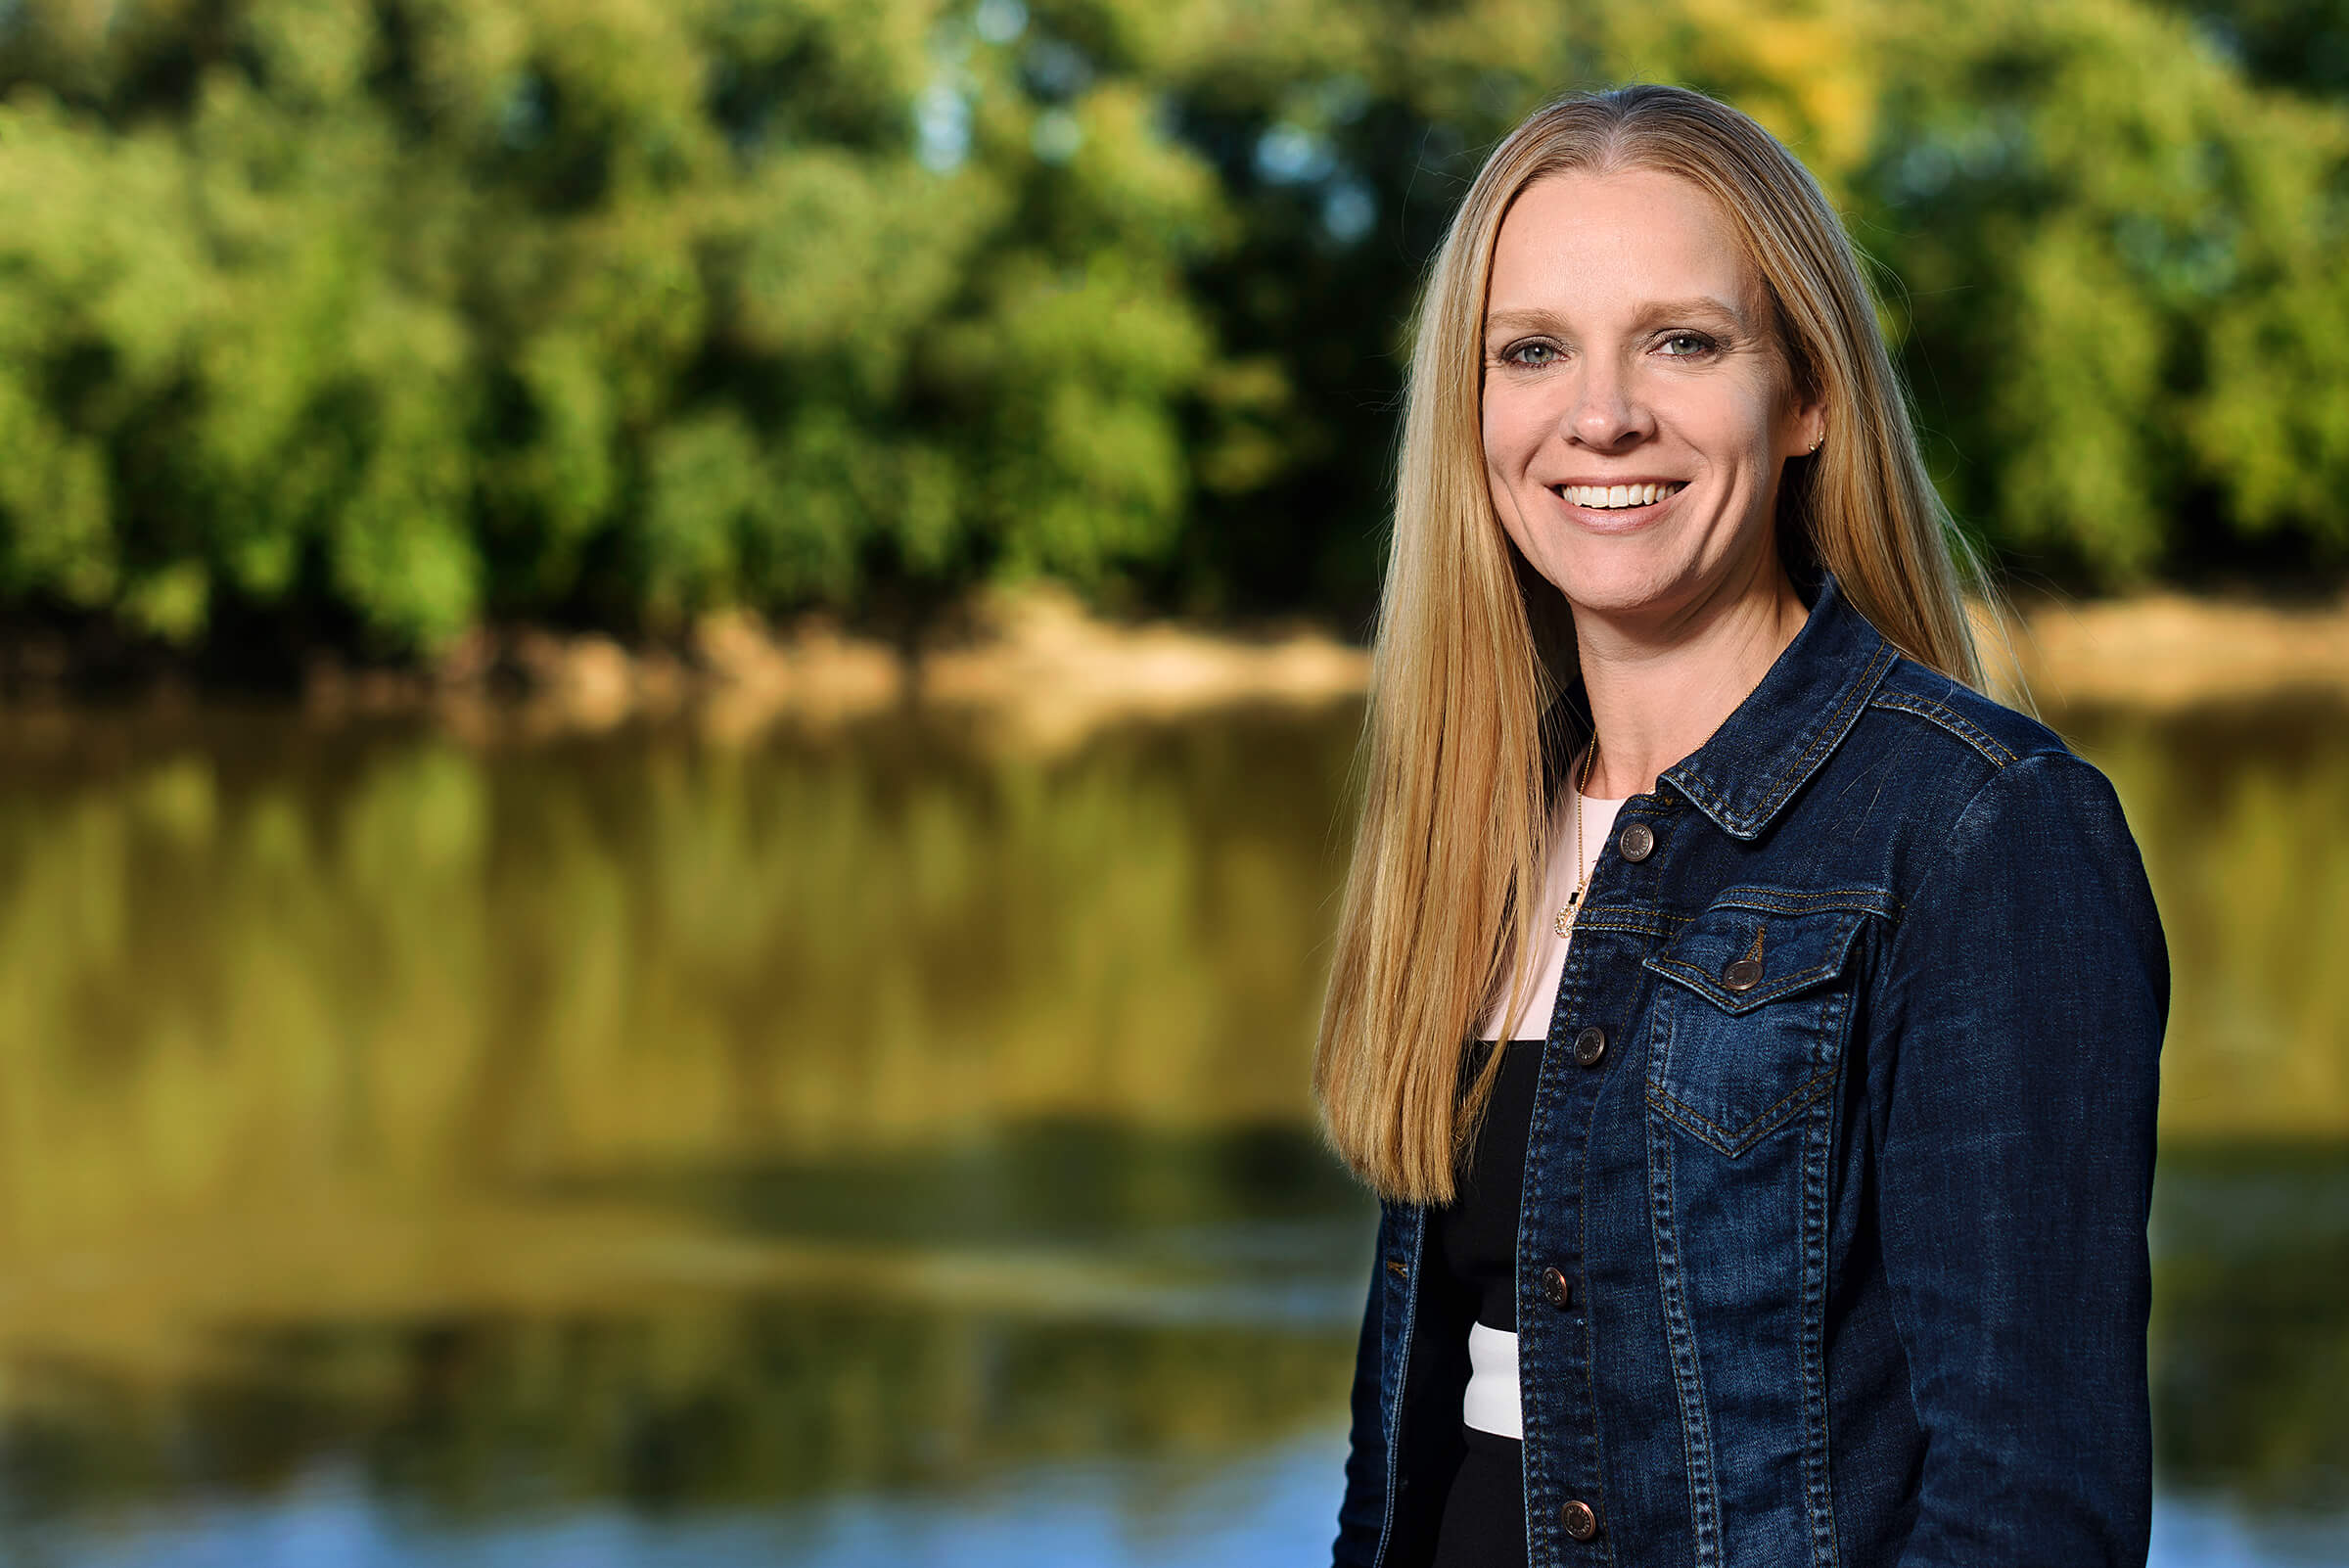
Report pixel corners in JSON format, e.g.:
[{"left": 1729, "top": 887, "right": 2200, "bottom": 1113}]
[
  {"left": 1867, "top": 751, "right": 2167, "bottom": 1566},
  {"left": 1332, "top": 1223, "right": 1393, "bottom": 1568}
]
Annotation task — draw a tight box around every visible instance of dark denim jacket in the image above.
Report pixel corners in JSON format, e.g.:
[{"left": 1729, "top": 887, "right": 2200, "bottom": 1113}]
[{"left": 1332, "top": 575, "right": 2168, "bottom": 1568}]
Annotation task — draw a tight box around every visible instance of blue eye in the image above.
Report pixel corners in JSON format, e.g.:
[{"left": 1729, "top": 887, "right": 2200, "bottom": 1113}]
[
  {"left": 1659, "top": 332, "right": 1717, "bottom": 357},
  {"left": 1502, "top": 340, "right": 1560, "bottom": 368}
]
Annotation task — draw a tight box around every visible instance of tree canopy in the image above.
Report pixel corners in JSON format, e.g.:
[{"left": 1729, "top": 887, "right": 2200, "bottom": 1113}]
[{"left": 1, "top": 0, "right": 2343, "bottom": 656}]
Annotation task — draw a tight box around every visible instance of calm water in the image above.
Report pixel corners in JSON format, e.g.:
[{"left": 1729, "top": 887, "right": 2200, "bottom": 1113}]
[{"left": 0, "top": 697, "right": 2339, "bottom": 1566}]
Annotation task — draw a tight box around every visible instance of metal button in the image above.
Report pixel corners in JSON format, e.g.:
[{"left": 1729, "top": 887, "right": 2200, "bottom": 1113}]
[
  {"left": 1722, "top": 957, "right": 1763, "bottom": 992},
  {"left": 1571, "top": 1026, "right": 1607, "bottom": 1068},
  {"left": 1540, "top": 1266, "right": 1572, "bottom": 1310},
  {"left": 1560, "top": 1499, "right": 1600, "bottom": 1542},
  {"left": 1618, "top": 821, "right": 1655, "bottom": 861}
]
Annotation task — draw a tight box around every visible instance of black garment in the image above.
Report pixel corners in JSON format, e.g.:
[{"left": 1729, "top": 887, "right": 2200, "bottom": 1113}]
[
  {"left": 1431, "top": 1423, "right": 1528, "bottom": 1566},
  {"left": 1424, "top": 1038, "right": 1543, "bottom": 1568},
  {"left": 1434, "top": 1038, "right": 1544, "bottom": 1331}
]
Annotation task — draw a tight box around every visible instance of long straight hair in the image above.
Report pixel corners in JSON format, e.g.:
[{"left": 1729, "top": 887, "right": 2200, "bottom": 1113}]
[{"left": 1314, "top": 85, "right": 1986, "bottom": 1204}]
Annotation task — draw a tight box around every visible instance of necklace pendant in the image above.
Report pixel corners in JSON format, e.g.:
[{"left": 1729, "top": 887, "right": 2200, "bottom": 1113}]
[{"left": 1553, "top": 900, "right": 1576, "bottom": 939}]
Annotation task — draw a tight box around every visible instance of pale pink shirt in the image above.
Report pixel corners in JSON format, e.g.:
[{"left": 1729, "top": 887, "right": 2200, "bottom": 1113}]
[{"left": 1476, "top": 790, "right": 1630, "bottom": 1041}]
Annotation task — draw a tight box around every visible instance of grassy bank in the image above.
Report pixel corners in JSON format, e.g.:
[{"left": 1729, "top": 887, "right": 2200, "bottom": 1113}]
[
  {"left": 7, "top": 583, "right": 2349, "bottom": 751},
  {"left": 354, "top": 583, "right": 2349, "bottom": 744}
]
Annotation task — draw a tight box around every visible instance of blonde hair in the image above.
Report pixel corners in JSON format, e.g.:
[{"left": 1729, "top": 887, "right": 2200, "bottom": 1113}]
[{"left": 1313, "top": 84, "right": 1986, "bottom": 1204}]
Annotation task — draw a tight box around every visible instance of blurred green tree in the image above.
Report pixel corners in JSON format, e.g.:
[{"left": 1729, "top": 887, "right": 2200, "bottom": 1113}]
[
  {"left": 1160, "top": 0, "right": 2349, "bottom": 601},
  {"left": 0, "top": 0, "right": 1225, "bottom": 652},
  {"left": 1856, "top": 0, "right": 2349, "bottom": 585},
  {"left": 0, "top": 0, "right": 2342, "bottom": 659},
  {"left": 2152, "top": 0, "right": 2349, "bottom": 99}
]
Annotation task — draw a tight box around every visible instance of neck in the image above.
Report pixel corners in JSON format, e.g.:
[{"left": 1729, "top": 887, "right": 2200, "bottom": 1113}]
[{"left": 1574, "top": 556, "right": 1809, "bottom": 801}]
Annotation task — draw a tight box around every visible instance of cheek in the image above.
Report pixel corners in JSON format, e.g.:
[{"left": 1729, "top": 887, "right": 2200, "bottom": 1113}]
[
  {"left": 1481, "top": 388, "right": 1544, "bottom": 480},
  {"left": 1681, "top": 384, "right": 1782, "bottom": 471},
  {"left": 1477, "top": 410, "right": 1536, "bottom": 552}
]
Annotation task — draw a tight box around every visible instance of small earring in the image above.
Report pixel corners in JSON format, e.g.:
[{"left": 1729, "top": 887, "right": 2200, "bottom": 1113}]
[{"left": 1808, "top": 431, "right": 1823, "bottom": 454}]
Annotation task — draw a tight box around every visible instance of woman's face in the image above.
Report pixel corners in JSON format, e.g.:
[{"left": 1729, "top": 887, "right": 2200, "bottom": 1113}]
[{"left": 1480, "top": 166, "right": 1822, "bottom": 628}]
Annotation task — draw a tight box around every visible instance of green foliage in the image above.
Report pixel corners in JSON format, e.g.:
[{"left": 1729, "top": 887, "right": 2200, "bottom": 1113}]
[
  {"left": 2153, "top": 0, "right": 2349, "bottom": 99},
  {"left": 0, "top": 0, "right": 2343, "bottom": 654},
  {"left": 1860, "top": 0, "right": 2349, "bottom": 581},
  {"left": 1156, "top": 0, "right": 2349, "bottom": 599}
]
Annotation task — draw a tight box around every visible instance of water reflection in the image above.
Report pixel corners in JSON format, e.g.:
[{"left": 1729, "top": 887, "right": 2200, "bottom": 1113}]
[
  {"left": 2068, "top": 702, "right": 2349, "bottom": 1141},
  {"left": 0, "top": 1292, "right": 1356, "bottom": 1517},
  {"left": 2151, "top": 1144, "right": 2349, "bottom": 1514},
  {"left": 0, "top": 696, "right": 2338, "bottom": 1563}
]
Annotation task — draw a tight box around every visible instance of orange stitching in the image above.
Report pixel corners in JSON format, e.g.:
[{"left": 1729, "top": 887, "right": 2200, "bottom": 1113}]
[
  {"left": 1867, "top": 690, "right": 2016, "bottom": 767},
  {"left": 1672, "top": 640, "right": 1893, "bottom": 827},
  {"left": 1706, "top": 888, "right": 1888, "bottom": 907},
  {"left": 1572, "top": 910, "right": 1673, "bottom": 935},
  {"left": 1748, "top": 641, "right": 1898, "bottom": 825},
  {"left": 1646, "top": 1071, "right": 1833, "bottom": 1151}
]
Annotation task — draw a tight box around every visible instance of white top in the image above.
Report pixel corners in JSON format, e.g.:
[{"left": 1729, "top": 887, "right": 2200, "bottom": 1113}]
[
  {"left": 1476, "top": 788, "right": 1629, "bottom": 1041},
  {"left": 1465, "top": 1321, "right": 1524, "bottom": 1439},
  {"left": 1464, "top": 784, "right": 1628, "bottom": 1442}
]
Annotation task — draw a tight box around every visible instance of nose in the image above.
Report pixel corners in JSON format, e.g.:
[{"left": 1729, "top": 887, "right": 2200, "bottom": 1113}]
[{"left": 1566, "top": 361, "right": 1653, "bottom": 450}]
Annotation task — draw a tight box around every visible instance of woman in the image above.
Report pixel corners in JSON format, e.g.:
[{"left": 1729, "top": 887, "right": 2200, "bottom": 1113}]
[{"left": 1319, "top": 85, "right": 2166, "bottom": 1567}]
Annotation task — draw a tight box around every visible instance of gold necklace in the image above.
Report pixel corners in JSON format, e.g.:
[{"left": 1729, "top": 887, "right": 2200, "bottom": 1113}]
[{"left": 1552, "top": 736, "right": 1599, "bottom": 939}]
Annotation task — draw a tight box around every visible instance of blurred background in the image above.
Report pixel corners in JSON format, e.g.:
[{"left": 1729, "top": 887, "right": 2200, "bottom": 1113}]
[{"left": 0, "top": 0, "right": 2344, "bottom": 1564}]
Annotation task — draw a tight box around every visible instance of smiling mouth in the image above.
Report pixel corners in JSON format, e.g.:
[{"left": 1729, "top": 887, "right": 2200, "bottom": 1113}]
[{"left": 1551, "top": 482, "right": 1686, "bottom": 510}]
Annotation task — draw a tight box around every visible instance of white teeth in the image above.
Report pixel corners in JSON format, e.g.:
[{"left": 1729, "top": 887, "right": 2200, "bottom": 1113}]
[{"left": 1558, "top": 482, "right": 1682, "bottom": 509}]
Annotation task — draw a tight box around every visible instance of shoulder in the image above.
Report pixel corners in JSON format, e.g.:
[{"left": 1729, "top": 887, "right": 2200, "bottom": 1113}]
[
  {"left": 1855, "top": 660, "right": 2157, "bottom": 935},
  {"left": 1863, "top": 657, "right": 2074, "bottom": 774},
  {"left": 1858, "top": 656, "right": 2133, "bottom": 820},
  {"left": 1830, "top": 656, "right": 2151, "bottom": 910}
]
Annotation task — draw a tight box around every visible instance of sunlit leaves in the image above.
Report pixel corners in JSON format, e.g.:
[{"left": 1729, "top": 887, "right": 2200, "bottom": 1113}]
[
  {"left": 0, "top": 0, "right": 1244, "bottom": 649},
  {"left": 0, "top": 0, "right": 2344, "bottom": 653},
  {"left": 1856, "top": 0, "right": 2349, "bottom": 578}
]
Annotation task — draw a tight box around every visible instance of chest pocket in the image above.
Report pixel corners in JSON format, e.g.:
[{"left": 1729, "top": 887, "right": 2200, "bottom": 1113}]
[{"left": 1642, "top": 899, "right": 1876, "bottom": 1157}]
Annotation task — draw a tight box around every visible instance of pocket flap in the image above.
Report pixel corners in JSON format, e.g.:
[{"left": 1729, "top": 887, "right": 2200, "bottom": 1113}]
[{"left": 1642, "top": 899, "right": 1874, "bottom": 1015}]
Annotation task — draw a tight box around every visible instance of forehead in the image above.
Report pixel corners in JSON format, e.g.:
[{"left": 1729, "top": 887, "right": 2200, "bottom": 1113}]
[{"left": 1485, "top": 166, "right": 1761, "bottom": 325}]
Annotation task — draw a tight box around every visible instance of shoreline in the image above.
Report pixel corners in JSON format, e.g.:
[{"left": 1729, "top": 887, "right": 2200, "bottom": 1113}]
[
  {"left": 5, "top": 583, "right": 2349, "bottom": 747},
  {"left": 1981, "top": 591, "right": 2349, "bottom": 713}
]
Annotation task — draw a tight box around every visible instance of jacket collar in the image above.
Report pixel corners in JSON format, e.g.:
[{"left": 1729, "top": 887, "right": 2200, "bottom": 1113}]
[{"left": 1649, "top": 572, "right": 1898, "bottom": 842}]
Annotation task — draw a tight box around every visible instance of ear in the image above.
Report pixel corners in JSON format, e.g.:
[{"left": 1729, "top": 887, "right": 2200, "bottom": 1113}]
[{"left": 1790, "top": 393, "right": 1828, "bottom": 458}]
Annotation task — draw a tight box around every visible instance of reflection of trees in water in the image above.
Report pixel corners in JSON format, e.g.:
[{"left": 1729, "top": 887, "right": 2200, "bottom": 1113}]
[
  {"left": 0, "top": 696, "right": 2338, "bottom": 1250},
  {"left": 2060, "top": 700, "right": 2349, "bottom": 1139},
  {"left": 2056, "top": 702, "right": 2349, "bottom": 1512},
  {"left": 0, "top": 705, "right": 1362, "bottom": 1257},
  {"left": 566, "top": 1117, "right": 1369, "bottom": 1255},
  {"left": 2, "top": 1188, "right": 2342, "bottom": 1531},
  {"left": 2151, "top": 1143, "right": 2349, "bottom": 1514},
  {"left": 0, "top": 1299, "right": 1357, "bottom": 1528},
  {"left": 0, "top": 700, "right": 2339, "bottom": 1529}
]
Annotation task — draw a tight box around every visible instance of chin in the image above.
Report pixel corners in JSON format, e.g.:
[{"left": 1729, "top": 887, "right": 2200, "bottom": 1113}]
[{"left": 1529, "top": 551, "right": 1696, "bottom": 621}]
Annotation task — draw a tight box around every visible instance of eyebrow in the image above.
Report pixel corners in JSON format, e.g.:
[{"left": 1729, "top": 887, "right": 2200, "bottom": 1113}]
[{"left": 1484, "top": 296, "right": 1753, "bottom": 337}]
